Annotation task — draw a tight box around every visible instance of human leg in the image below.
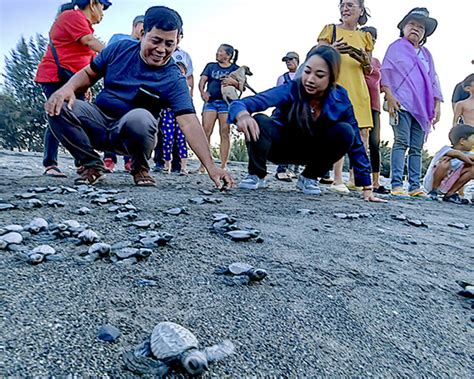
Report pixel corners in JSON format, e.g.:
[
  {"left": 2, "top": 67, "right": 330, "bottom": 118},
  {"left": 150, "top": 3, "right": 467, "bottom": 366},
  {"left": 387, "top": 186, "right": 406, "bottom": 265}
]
[
  {"left": 245, "top": 114, "right": 285, "bottom": 179},
  {"left": 217, "top": 112, "right": 231, "bottom": 169},
  {"left": 369, "top": 110, "right": 381, "bottom": 184},
  {"left": 444, "top": 164, "right": 474, "bottom": 200},
  {"left": 407, "top": 115, "right": 425, "bottom": 192},
  {"left": 111, "top": 108, "right": 158, "bottom": 174},
  {"left": 390, "top": 110, "right": 411, "bottom": 192},
  {"left": 47, "top": 100, "right": 110, "bottom": 170},
  {"left": 160, "top": 109, "right": 174, "bottom": 165},
  {"left": 200, "top": 108, "right": 218, "bottom": 172}
]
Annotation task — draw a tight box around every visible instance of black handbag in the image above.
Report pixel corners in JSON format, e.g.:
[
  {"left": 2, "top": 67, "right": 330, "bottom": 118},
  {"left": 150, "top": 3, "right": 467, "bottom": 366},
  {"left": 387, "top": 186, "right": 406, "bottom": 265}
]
[{"left": 49, "top": 33, "right": 75, "bottom": 82}]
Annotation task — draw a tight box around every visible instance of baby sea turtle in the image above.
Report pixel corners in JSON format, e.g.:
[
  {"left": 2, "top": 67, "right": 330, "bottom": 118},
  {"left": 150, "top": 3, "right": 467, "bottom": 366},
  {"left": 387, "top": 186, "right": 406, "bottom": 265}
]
[
  {"left": 25, "top": 218, "right": 48, "bottom": 233},
  {"left": 47, "top": 199, "right": 66, "bottom": 208},
  {"left": 130, "top": 220, "right": 159, "bottom": 229},
  {"left": 456, "top": 280, "right": 474, "bottom": 298},
  {"left": 27, "top": 245, "right": 56, "bottom": 264},
  {"left": 77, "top": 207, "right": 91, "bottom": 215},
  {"left": 217, "top": 262, "right": 268, "bottom": 282},
  {"left": 115, "top": 211, "right": 138, "bottom": 221},
  {"left": 88, "top": 242, "right": 111, "bottom": 257},
  {"left": 4, "top": 225, "right": 24, "bottom": 233},
  {"left": 225, "top": 229, "right": 260, "bottom": 241},
  {"left": 78, "top": 229, "right": 99, "bottom": 244},
  {"left": 123, "top": 322, "right": 234, "bottom": 376},
  {"left": 27, "top": 199, "right": 43, "bottom": 208},
  {"left": 165, "top": 207, "right": 187, "bottom": 216},
  {"left": 0, "top": 203, "right": 16, "bottom": 211},
  {"left": 17, "top": 192, "right": 38, "bottom": 199},
  {"left": 0, "top": 232, "right": 23, "bottom": 246}
]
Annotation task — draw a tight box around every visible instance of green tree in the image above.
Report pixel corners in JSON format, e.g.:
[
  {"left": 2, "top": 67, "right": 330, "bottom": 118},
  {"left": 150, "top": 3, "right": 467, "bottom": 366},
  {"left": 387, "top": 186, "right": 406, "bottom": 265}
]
[{"left": 1, "top": 34, "right": 48, "bottom": 151}]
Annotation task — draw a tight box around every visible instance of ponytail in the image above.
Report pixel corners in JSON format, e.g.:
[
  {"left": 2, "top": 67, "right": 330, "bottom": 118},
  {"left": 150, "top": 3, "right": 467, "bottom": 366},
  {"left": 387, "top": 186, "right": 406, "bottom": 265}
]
[{"left": 220, "top": 44, "right": 238, "bottom": 64}]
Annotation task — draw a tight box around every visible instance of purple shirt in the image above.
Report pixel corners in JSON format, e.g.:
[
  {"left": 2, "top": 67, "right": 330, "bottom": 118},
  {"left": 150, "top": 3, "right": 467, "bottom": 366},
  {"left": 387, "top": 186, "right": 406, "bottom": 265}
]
[{"left": 381, "top": 37, "right": 443, "bottom": 136}]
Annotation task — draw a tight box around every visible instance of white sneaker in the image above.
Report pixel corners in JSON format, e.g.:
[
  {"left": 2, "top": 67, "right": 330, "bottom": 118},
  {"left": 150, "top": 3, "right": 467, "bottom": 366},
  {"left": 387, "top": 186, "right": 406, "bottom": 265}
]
[
  {"left": 239, "top": 174, "right": 267, "bottom": 190},
  {"left": 296, "top": 175, "right": 321, "bottom": 195}
]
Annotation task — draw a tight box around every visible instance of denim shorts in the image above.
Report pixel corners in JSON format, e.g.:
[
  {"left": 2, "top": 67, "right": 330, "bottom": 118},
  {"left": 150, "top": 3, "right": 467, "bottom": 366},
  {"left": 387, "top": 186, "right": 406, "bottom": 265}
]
[{"left": 202, "top": 99, "right": 229, "bottom": 114}]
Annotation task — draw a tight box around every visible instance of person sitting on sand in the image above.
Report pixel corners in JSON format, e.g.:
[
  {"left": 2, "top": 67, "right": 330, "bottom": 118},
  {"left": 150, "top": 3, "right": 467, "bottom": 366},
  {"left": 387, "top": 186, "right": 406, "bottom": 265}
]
[
  {"left": 227, "top": 45, "right": 385, "bottom": 202},
  {"left": 423, "top": 124, "right": 474, "bottom": 204},
  {"left": 453, "top": 74, "right": 474, "bottom": 126},
  {"left": 44, "top": 6, "right": 232, "bottom": 189}
]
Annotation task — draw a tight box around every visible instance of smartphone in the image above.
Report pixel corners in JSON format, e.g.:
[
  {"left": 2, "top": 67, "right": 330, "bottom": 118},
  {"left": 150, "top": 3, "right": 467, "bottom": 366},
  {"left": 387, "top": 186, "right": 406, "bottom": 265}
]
[{"left": 389, "top": 111, "right": 399, "bottom": 126}]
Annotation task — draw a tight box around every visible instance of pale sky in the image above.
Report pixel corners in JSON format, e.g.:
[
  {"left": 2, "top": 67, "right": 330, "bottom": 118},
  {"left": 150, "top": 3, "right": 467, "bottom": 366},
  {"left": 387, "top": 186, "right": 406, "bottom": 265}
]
[{"left": 0, "top": 0, "right": 473, "bottom": 153}]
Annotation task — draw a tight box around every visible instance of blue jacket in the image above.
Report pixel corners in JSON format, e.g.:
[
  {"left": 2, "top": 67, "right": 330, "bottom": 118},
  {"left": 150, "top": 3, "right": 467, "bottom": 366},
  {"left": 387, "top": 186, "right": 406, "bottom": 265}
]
[{"left": 228, "top": 81, "right": 372, "bottom": 186}]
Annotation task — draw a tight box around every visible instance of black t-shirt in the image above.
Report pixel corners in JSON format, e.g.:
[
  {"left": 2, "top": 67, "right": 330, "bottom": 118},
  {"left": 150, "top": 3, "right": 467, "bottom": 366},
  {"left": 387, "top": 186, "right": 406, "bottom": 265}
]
[
  {"left": 201, "top": 62, "right": 239, "bottom": 102},
  {"left": 451, "top": 82, "right": 469, "bottom": 104}
]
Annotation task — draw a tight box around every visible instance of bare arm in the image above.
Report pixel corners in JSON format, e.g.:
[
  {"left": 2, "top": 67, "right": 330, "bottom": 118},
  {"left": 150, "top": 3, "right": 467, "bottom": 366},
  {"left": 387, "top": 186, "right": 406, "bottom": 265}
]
[
  {"left": 198, "top": 75, "right": 209, "bottom": 102},
  {"left": 79, "top": 34, "right": 105, "bottom": 53},
  {"left": 433, "top": 98, "right": 441, "bottom": 125},
  {"left": 453, "top": 101, "right": 463, "bottom": 126},
  {"left": 45, "top": 65, "right": 100, "bottom": 116},
  {"left": 187, "top": 74, "right": 194, "bottom": 97},
  {"left": 445, "top": 149, "right": 473, "bottom": 165},
  {"left": 381, "top": 85, "right": 400, "bottom": 114},
  {"left": 175, "top": 113, "right": 234, "bottom": 188}
]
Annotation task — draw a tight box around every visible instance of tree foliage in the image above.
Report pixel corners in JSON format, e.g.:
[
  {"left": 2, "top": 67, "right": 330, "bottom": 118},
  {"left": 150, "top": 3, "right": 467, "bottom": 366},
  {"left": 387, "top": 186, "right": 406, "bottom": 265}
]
[{"left": 1, "top": 34, "right": 48, "bottom": 151}]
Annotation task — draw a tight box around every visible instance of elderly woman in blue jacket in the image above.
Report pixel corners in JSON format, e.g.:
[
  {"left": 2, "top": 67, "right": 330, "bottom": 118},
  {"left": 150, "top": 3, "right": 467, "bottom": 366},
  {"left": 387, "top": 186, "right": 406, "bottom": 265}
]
[{"left": 228, "top": 45, "right": 384, "bottom": 202}]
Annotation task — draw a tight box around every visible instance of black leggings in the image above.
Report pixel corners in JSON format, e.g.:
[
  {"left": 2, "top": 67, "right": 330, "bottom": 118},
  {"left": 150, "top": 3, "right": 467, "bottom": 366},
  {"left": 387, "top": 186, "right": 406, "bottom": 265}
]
[
  {"left": 247, "top": 114, "right": 355, "bottom": 179},
  {"left": 368, "top": 109, "right": 381, "bottom": 173}
]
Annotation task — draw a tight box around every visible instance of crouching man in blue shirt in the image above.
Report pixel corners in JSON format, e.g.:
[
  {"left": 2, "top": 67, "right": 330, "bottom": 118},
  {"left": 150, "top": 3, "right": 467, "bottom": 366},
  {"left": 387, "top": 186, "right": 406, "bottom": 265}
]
[
  {"left": 45, "top": 6, "right": 233, "bottom": 189},
  {"left": 228, "top": 45, "right": 385, "bottom": 202}
]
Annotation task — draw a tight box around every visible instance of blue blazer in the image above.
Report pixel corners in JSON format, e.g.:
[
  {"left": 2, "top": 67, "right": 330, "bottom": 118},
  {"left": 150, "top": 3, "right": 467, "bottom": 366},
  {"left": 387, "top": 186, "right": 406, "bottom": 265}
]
[{"left": 228, "top": 81, "right": 372, "bottom": 186}]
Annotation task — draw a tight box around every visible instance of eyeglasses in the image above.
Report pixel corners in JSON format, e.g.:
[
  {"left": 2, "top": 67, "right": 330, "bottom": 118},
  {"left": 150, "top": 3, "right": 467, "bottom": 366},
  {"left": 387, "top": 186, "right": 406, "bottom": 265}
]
[{"left": 339, "top": 2, "right": 358, "bottom": 10}]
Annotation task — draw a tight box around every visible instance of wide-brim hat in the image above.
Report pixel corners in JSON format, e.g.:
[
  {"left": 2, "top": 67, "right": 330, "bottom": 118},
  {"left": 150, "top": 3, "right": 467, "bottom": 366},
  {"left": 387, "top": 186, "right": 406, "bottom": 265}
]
[{"left": 397, "top": 7, "right": 437, "bottom": 37}]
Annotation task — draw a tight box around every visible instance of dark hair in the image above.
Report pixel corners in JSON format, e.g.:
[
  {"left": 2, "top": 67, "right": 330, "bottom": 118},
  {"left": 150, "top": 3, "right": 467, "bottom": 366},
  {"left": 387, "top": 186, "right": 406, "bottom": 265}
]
[
  {"left": 286, "top": 45, "right": 341, "bottom": 135},
  {"left": 360, "top": 26, "right": 377, "bottom": 40},
  {"left": 462, "top": 73, "right": 474, "bottom": 89},
  {"left": 449, "top": 124, "right": 474, "bottom": 146},
  {"left": 339, "top": 0, "right": 371, "bottom": 26},
  {"left": 143, "top": 6, "right": 183, "bottom": 34},
  {"left": 220, "top": 44, "right": 239, "bottom": 64},
  {"left": 59, "top": 0, "right": 103, "bottom": 12}
]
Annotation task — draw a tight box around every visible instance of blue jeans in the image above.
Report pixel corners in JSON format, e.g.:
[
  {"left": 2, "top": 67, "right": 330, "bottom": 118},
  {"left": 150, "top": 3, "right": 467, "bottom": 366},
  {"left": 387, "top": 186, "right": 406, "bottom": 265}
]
[
  {"left": 202, "top": 100, "right": 229, "bottom": 113},
  {"left": 390, "top": 110, "right": 425, "bottom": 191}
]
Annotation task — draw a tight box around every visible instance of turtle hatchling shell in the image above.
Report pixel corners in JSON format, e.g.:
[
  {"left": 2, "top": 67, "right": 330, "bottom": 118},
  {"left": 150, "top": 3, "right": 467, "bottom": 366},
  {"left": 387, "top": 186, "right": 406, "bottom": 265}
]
[
  {"left": 5, "top": 225, "right": 24, "bottom": 232},
  {"left": 31, "top": 245, "right": 56, "bottom": 256},
  {"left": 228, "top": 262, "right": 253, "bottom": 275},
  {"left": 78, "top": 229, "right": 99, "bottom": 243},
  {"left": 150, "top": 322, "right": 199, "bottom": 361},
  {"left": 115, "top": 247, "right": 138, "bottom": 259},
  {"left": 27, "top": 218, "right": 48, "bottom": 233},
  {"left": 0, "top": 232, "right": 23, "bottom": 245},
  {"left": 0, "top": 203, "right": 15, "bottom": 211},
  {"left": 88, "top": 243, "right": 111, "bottom": 257}
]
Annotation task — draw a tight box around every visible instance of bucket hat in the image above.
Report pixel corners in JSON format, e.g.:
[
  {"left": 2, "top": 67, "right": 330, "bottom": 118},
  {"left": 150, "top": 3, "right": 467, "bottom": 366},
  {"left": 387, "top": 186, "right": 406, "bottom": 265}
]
[{"left": 397, "top": 7, "right": 437, "bottom": 37}]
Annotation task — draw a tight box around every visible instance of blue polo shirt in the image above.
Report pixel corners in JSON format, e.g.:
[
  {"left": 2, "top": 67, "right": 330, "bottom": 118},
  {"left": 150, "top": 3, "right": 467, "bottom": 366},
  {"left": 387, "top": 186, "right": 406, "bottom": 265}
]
[
  {"left": 228, "top": 81, "right": 372, "bottom": 186},
  {"left": 90, "top": 39, "right": 195, "bottom": 118}
]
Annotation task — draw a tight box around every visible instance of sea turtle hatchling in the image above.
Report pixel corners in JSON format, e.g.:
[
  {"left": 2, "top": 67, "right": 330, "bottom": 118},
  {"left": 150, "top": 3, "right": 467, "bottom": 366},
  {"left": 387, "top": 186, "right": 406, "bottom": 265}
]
[
  {"left": 217, "top": 262, "right": 268, "bottom": 282},
  {"left": 123, "top": 322, "right": 234, "bottom": 376}
]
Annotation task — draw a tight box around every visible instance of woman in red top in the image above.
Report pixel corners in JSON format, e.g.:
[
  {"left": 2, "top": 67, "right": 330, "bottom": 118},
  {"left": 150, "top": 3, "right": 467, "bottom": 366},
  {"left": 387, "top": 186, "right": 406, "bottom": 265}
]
[{"left": 35, "top": 0, "right": 111, "bottom": 177}]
